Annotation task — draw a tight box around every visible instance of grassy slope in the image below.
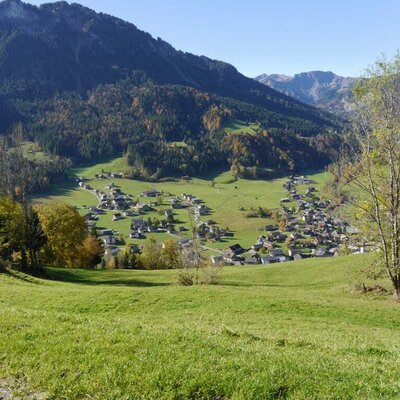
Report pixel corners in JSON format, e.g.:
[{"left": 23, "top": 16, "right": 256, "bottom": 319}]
[
  {"left": 1, "top": 255, "right": 399, "bottom": 399},
  {"left": 220, "top": 119, "right": 260, "bottom": 135},
  {"left": 35, "top": 158, "right": 331, "bottom": 250}
]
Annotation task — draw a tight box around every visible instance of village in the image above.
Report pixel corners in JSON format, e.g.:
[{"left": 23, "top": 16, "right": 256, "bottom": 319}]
[{"left": 76, "top": 173, "right": 365, "bottom": 266}]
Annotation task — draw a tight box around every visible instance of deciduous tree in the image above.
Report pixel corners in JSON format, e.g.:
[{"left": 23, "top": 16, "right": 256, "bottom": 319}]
[
  {"left": 37, "top": 203, "right": 88, "bottom": 268},
  {"left": 339, "top": 53, "right": 400, "bottom": 300}
]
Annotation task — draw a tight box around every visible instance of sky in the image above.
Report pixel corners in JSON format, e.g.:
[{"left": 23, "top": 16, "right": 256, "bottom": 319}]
[{"left": 25, "top": 0, "right": 400, "bottom": 78}]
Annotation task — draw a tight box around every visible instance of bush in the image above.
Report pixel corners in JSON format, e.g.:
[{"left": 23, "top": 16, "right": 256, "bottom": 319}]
[{"left": 176, "top": 268, "right": 194, "bottom": 286}]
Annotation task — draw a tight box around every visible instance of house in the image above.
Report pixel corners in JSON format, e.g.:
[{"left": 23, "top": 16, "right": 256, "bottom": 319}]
[
  {"left": 261, "top": 256, "right": 286, "bottom": 264},
  {"left": 111, "top": 172, "right": 123, "bottom": 179},
  {"left": 135, "top": 203, "right": 152, "bottom": 212},
  {"left": 265, "top": 225, "right": 279, "bottom": 232},
  {"left": 104, "top": 246, "right": 120, "bottom": 256},
  {"left": 328, "top": 247, "right": 340, "bottom": 257},
  {"left": 251, "top": 243, "right": 263, "bottom": 252},
  {"left": 210, "top": 255, "right": 224, "bottom": 265},
  {"left": 222, "top": 244, "right": 245, "bottom": 260},
  {"left": 194, "top": 205, "right": 210, "bottom": 216},
  {"left": 143, "top": 189, "right": 161, "bottom": 198},
  {"left": 129, "top": 244, "right": 141, "bottom": 254},
  {"left": 288, "top": 248, "right": 304, "bottom": 258},
  {"left": 294, "top": 176, "right": 314, "bottom": 185},
  {"left": 112, "top": 213, "right": 122, "bottom": 221},
  {"left": 102, "top": 229, "right": 113, "bottom": 236},
  {"left": 181, "top": 194, "right": 202, "bottom": 204},
  {"left": 130, "top": 232, "right": 142, "bottom": 239},
  {"left": 167, "top": 226, "right": 176, "bottom": 234},
  {"left": 179, "top": 239, "right": 191, "bottom": 248},
  {"left": 263, "top": 240, "right": 275, "bottom": 250},
  {"left": 270, "top": 249, "right": 285, "bottom": 257},
  {"left": 132, "top": 219, "right": 148, "bottom": 230},
  {"left": 103, "top": 236, "right": 117, "bottom": 246},
  {"left": 230, "top": 244, "right": 245, "bottom": 255},
  {"left": 313, "top": 248, "right": 327, "bottom": 257},
  {"left": 244, "top": 256, "right": 260, "bottom": 265}
]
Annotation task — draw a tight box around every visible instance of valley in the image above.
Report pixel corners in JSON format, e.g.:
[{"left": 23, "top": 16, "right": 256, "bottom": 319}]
[
  {"left": 0, "top": 1, "right": 399, "bottom": 399},
  {"left": 35, "top": 157, "right": 361, "bottom": 266}
]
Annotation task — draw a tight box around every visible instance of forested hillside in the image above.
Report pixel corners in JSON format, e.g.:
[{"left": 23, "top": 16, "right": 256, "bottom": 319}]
[{"left": 0, "top": 0, "right": 344, "bottom": 178}]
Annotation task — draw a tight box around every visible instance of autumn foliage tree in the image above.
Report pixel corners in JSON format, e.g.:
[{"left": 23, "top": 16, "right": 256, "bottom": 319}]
[
  {"left": 37, "top": 203, "right": 102, "bottom": 268},
  {"left": 0, "top": 197, "right": 46, "bottom": 271},
  {"left": 162, "top": 239, "right": 181, "bottom": 269},
  {"left": 339, "top": 53, "right": 400, "bottom": 300}
]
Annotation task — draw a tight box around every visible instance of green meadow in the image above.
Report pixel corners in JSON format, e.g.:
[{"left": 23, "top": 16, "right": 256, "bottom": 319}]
[
  {"left": 1, "top": 255, "right": 399, "bottom": 399},
  {"left": 220, "top": 119, "right": 261, "bottom": 135},
  {"left": 35, "top": 157, "right": 331, "bottom": 250}
]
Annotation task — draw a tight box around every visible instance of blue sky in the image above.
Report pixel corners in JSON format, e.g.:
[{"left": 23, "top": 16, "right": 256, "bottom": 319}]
[{"left": 26, "top": 0, "right": 400, "bottom": 78}]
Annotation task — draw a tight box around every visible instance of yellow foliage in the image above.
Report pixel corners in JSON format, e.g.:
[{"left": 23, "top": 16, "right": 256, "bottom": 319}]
[{"left": 36, "top": 203, "right": 88, "bottom": 268}]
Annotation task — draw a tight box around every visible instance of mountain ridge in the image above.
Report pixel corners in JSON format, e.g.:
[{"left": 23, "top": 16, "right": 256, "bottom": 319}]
[
  {"left": 255, "top": 71, "right": 355, "bottom": 115},
  {"left": 0, "top": 0, "right": 343, "bottom": 177},
  {"left": 0, "top": 0, "right": 335, "bottom": 123}
]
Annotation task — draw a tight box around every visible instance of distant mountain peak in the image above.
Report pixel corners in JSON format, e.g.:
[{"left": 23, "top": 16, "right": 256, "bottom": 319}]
[{"left": 255, "top": 71, "right": 355, "bottom": 116}]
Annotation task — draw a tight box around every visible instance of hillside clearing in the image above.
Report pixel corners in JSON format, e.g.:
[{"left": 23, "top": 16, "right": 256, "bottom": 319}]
[
  {"left": 219, "top": 119, "right": 261, "bottom": 135},
  {"left": 1, "top": 255, "right": 399, "bottom": 399}
]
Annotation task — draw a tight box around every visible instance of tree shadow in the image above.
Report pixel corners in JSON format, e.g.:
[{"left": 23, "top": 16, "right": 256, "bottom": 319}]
[
  {"left": 221, "top": 280, "right": 322, "bottom": 288},
  {"left": 45, "top": 268, "right": 171, "bottom": 288},
  {"left": 0, "top": 267, "right": 43, "bottom": 285}
]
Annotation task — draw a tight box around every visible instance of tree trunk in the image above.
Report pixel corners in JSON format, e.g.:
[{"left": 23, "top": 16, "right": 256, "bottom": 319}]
[
  {"left": 20, "top": 249, "right": 28, "bottom": 271},
  {"left": 393, "top": 285, "right": 400, "bottom": 302},
  {"left": 29, "top": 247, "right": 36, "bottom": 270}
]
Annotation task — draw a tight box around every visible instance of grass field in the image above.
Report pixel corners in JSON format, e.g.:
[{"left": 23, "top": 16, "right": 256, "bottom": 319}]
[
  {"left": 35, "top": 157, "right": 331, "bottom": 250},
  {"left": 220, "top": 119, "right": 261, "bottom": 136},
  {"left": 1, "top": 255, "right": 399, "bottom": 399}
]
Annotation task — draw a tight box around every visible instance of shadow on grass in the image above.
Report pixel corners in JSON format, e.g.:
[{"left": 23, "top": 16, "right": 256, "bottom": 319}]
[
  {"left": 45, "top": 268, "right": 171, "bottom": 288},
  {"left": 0, "top": 267, "right": 43, "bottom": 284},
  {"left": 221, "top": 281, "right": 322, "bottom": 288},
  {"left": 31, "top": 181, "right": 94, "bottom": 204}
]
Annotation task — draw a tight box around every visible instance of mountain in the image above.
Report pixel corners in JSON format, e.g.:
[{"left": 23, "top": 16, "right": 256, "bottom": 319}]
[
  {"left": 255, "top": 71, "right": 355, "bottom": 116},
  {"left": 0, "top": 0, "right": 343, "bottom": 177}
]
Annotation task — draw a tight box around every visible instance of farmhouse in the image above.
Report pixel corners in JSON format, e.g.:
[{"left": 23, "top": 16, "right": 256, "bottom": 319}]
[
  {"left": 143, "top": 189, "right": 161, "bottom": 198},
  {"left": 194, "top": 204, "right": 210, "bottom": 216},
  {"left": 222, "top": 244, "right": 245, "bottom": 259},
  {"left": 104, "top": 246, "right": 120, "bottom": 256},
  {"left": 244, "top": 255, "right": 260, "bottom": 265},
  {"left": 112, "top": 213, "right": 122, "bottom": 221},
  {"left": 210, "top": 255, "right": 224, "bottom": 265},
  {"left": 261, "top": 255, "right": 287, "bottom": 264},
  {"left": 135, "top": 203, "right": 152, "bottom": 212},
  {"left": 103, "top": 235, "right": 117, "bottom": 246},
  {"left": 110, "top": 172, "right": 124, "bottom": 179}
]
